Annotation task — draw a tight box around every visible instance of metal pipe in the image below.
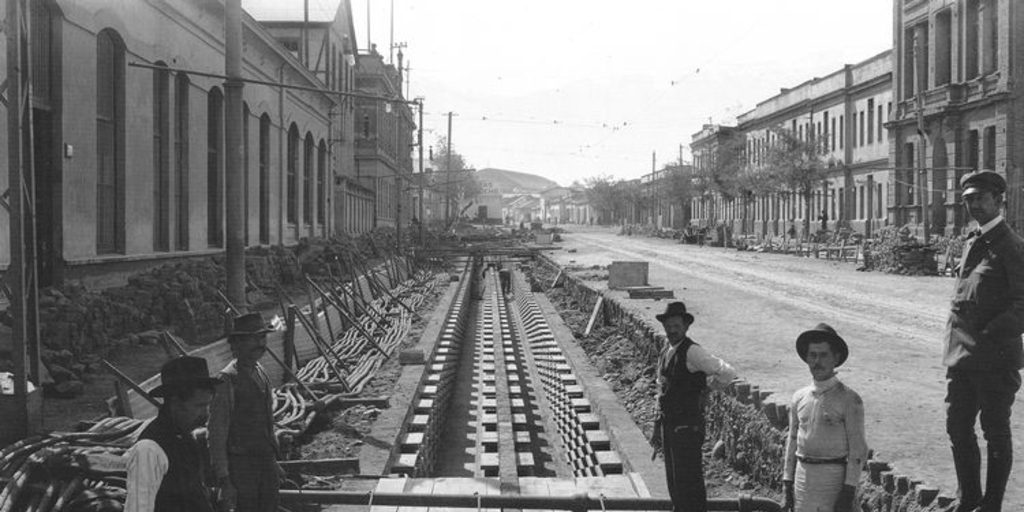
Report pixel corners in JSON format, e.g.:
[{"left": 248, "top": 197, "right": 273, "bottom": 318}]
[
  {"left": 278, "top": 490, "right": 782, "bottom": 512},
  {"left": 224, "top": 0, "right": 246, "bottom": 309}
]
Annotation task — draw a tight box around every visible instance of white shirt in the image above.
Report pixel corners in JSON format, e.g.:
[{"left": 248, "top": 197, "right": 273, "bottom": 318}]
[
  {"left": 124, "top": 439, "right": 169, "bottom": 512},
  {"left": 658, "top": 339, "right": 737, "bottom": 387},
  {"left": 979, "top": 214, "right": 1004, "bottom": 235}
]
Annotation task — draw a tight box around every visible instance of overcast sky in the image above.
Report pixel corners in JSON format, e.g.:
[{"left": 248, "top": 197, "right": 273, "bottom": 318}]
[{"left": 273, "top": 0, "right": 893, "bottom": 186}]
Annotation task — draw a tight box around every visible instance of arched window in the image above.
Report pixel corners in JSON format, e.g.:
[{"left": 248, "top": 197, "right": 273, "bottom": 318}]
[
  {"left": 153, "top": 62, "right": 170, "bottom": 251},
  {"left": 303, "top": 132, "right": 314, "bottom": 225},
  {"left": 96, "top": 28, "right": 125, "bottom": 253},
  {"left": 317, "top": 139, "right": 327, "bottom": 229},
  {"left": 287, "top": 124, "right": 299, "bottom": 224},
  {"left": 259, "top": 114, "right": 271, "bottom": 243},
  {"left": 207, "top": 87, "right": 224, "bottom": 247},
  {"left": 175, "top": 74, "right": 190, "bottom": 250}
]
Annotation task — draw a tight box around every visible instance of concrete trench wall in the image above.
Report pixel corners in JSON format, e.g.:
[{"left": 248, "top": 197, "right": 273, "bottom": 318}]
[{"left": 544, "top": 259, "right": 953, "bottom": 512}]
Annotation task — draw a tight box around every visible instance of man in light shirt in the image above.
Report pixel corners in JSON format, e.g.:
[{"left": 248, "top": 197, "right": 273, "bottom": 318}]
[
  {"left": 783, "top": 324, "right": 867, "bottom": 512},
  {"left": 125, "top": 356, "right": 221, "bottom": 512},
  {"left": 944, "top": 170, "right": 1024, "bottom": 512},
  {"left": 651, "top": 301, "right": 737, "bottom": 512}
]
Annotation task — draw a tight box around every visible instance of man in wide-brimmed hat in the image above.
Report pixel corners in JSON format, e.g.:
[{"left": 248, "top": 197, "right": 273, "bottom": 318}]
[
  {"left": 125, "top": 356, "right": 222, "bottom": 512},
  {"left": 652, "top": 301, "right": 737, "bottom": 512},
  {"left": 208, "top": 312, "right": 283, "bottom": 512},
  {"left": 782, "top": 324, "right": 867, "bottom": 512},
  {"left": 944, "top": 169, "right": 1024, "bottom": 512}
]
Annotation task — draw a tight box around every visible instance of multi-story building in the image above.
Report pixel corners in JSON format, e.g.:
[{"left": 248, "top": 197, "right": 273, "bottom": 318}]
[
  {"left": 889, "top": 0, "right": 1022, "bottom": 235},
  {"left": 354, "top": 46, "right": 416, "bottom": 230},
  {"left": 1, "top": 0, "right": 344, "bottom": 287},
  {"left": 249, "top": 0, "right": 370, "bottom": 234},
  {"left": 690, "top": 51, "right": 893, "bottom": 239}
]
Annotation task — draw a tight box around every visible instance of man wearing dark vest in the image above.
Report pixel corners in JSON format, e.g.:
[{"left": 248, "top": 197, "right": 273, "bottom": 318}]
[
  {"left": 945, "top": 170, "right": 1024, "bottom": 512},
  {"left": 652, "top": 302, "right": 737, "bottom": 512},
  {"left": 125, "top": 356, "right": 222, "bottom": 512},
  {"left": 208, "top": 312, "right": 283, "bottom": 512}
]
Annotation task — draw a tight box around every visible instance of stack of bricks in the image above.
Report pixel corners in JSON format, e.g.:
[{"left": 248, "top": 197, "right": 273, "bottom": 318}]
[
  {"left": 392, "top": 260, "right": 473, "bottom": 477},
  {"left": 510, "top": 272, "right": 623, "bottom": 477}
]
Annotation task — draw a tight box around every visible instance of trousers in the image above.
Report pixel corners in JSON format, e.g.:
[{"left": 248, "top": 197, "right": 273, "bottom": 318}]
[
  {"left": 662, "top": 421, "right": 706, "bottom": 512},
  {"left": 228, "top": 454, "right": 279, "bottom": 512}
]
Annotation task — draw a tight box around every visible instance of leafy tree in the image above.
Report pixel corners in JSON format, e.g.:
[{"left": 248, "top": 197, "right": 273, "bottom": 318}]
[
  {"left": 584, "top": 174, "right": 626, "bottom": 224},
  {"left": 693, "top": 137, "right": 746, "bottom": 231},
  {"left": 429, "top": 136, "right": 477, "bottom": 224},
  {"left": 762, "top": 127, "right": 834, "bottom": 236},
  {"left": 661, "top": 164, "right": 695, "bottom": 228}
]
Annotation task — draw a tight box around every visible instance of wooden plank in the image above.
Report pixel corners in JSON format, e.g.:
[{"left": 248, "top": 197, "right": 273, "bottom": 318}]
[
  {"left": 584, "top": 297, "right": 604, "bottom": 337},
  {"left": 371, "top": 477, "right": 408, "bottom": 512},
  {"left": 279, "top": 457, "right": 358, "bottom": 476}
]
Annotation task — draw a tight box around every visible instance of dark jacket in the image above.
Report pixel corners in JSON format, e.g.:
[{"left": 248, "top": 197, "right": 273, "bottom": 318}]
[
  {"left": 944, "top": 221, "right": 1024, "bottom": 371},
  {"left": 658, "top": 337, "right": 708, "bottom": 426},
  {"left": 138, "top": 410, "right": 216, "bottom": 512}
]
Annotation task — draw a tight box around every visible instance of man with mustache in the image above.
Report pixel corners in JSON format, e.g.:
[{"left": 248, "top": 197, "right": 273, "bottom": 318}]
[
  {"left": 651, "top": 301, "right": 737, "bottom": 512},
  {"left": 125, "top": 356, "right": 222, "bottom": 512},
  {"left": 944, "top": 170, "right": 1024, "bottom": 512},
  {"left": 208, "top": 312, "right": 284, "bottom": 512},
  {"left": 783, "top": 324, "right": 867, "bottom": 512}
]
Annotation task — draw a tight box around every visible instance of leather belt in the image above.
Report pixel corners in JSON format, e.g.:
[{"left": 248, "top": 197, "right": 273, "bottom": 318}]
[{"left": 797, "top": 455, "right": 847, "bottom": 465}]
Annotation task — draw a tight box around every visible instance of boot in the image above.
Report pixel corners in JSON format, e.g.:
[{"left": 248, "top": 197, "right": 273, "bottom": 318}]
[
  {"left": 952, "top": 444, "right": 982, "bottom": 512},
  {"left": 979, "top": 443, "right": 1012, "bottom": 512}
]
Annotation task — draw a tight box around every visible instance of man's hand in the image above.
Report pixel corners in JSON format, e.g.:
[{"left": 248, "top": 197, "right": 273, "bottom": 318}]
[
  {"left": 650, "top": 421, "right": 663, "bottom": 461},
  {"left": 834, "top": 484, "right": 856, "bottom": 512},
  {"left": 217, "top": 479, "right": 237, "bottom": 512},
  {"left": 782, "top": 480, "right": 794, "bottom": 512}
]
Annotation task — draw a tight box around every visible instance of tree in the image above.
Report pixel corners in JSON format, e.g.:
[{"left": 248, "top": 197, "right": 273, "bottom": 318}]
[
  {"left": 693, "top": 137, "right": 746, "bottom": 236},
  {"left": 429, "top": 136, "right": 475, "bottom": 225},
  {"left": 584, "top": 174, "right": 625, "bottom": 224},
  {"left": 661, "top": 164, "right": 696, "bottom": 228},
  {"left": 762, "top": 127, "right": 834, "bottom": 237}
]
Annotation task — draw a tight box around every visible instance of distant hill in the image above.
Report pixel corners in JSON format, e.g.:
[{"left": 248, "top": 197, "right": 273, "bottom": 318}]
[{"left": 476, "top": 168, "right": 560, "bottom": 194}]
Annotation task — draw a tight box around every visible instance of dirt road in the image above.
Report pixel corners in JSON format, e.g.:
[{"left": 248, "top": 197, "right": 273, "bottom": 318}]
[{"left": 546, "top": 226, "right": 1023, "bottom": 510}]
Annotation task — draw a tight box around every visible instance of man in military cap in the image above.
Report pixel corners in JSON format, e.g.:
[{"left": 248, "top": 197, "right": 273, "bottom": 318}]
[
  {"left": 782, "top": 324, "right": 867, "bottom": 512},
  {"left": 208, "top": 312, "right": 284, "bottom": 512},
  {"left": 651, "top": 301, "right": 737, "bottom": 512},
  {"left": 945, "top": 170, "right": 1024, "bottom": 512},
  {"left": 125, "top": 356, "right": 222, "bottom": 512}
]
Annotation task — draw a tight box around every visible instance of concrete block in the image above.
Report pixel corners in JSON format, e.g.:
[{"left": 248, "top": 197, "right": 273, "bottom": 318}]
[
  {"left": 896, "top": 475, "right": 910, "bottom": 495},
  {"left": 608, "top": 261, "right": 649, "bottom": 290},
  {"left": 868, "top": 460, "right": 891, "bottom": 484}
]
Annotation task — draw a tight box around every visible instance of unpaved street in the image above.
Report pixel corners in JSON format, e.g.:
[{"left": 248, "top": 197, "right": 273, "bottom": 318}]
[{"left": 546, "top": 226, "right": 1024, "bottom": 509}]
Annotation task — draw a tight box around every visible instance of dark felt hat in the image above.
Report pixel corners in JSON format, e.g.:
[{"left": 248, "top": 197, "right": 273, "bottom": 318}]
[
  {"left": 226, "top": 312, "right": 274, "bottom": 341},
  {"left": 960, "top": 170, "right": 1006, "bottom": 196},
  {"left": 796, "top": 323, "right": 849, "bottom": 367},
  {"left": 655, "top": 301, "right": 695, "bottom": 325},
  {"left": 150, "top": 356, "right": 221, "bottom": 397}
]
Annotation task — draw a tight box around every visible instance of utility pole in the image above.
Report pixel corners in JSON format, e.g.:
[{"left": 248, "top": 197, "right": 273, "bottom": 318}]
[
  {"left": 4, "top": 0, "right": 42, "bottom": 444},
  {"left": 225, "top": 0, "right": 246, "bottom": 308},
  {"left": 914, "top": 27, "right": 930, "bottom": 244},
  {"left": 445, "top": 111, "right": 453, "bottom": 226},
  {"left": 417, "top": 99, "right": 425, "bottom": 244},
  {"left": 302, "top": 0, "right": 309, "bottom": 67}
]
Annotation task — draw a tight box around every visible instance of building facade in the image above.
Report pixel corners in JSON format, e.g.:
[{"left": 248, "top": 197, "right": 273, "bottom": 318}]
[
  {"left": 353, "top": 47, "right": 416, "bottom": 231},
  {"left": 690, "top": 51, "right": 893, "bottom": 239},
  {"left": 889, "top": 0, "right": 1023, "bottom": 235},
  {"left": 2, "top": 0, "right": 346, "bottom": 286}
]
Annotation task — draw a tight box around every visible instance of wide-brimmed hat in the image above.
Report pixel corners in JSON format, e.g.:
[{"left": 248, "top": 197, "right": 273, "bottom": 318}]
[
  {"left": 227, "top": 312, "right": 274, "bottom": 341},
  {"left": 960, "top": 170, "right": 1006, "bottom": 196},
  {"left": 796, "top": 323, "right": 849, "bottom": 367},
  {"left": 655, "top": 301, "right": 694, "bottom": 325},
  {"left": 150, "top": 356, "right": 221, "bottom": 397}
]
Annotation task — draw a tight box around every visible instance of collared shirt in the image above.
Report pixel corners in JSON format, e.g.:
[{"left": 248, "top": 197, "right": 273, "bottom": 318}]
[
  {"left": 125, "top": 439, "right": 168, "bottom": 512},
  {"left": 979, "top": 215, "right": 1004, "bottom": 235},
  {"left": 783, "top": 375, "right": 868, "bottom": 487},
  {"left": 657, "top": 339, "right": 737, "bottom": 389}
]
